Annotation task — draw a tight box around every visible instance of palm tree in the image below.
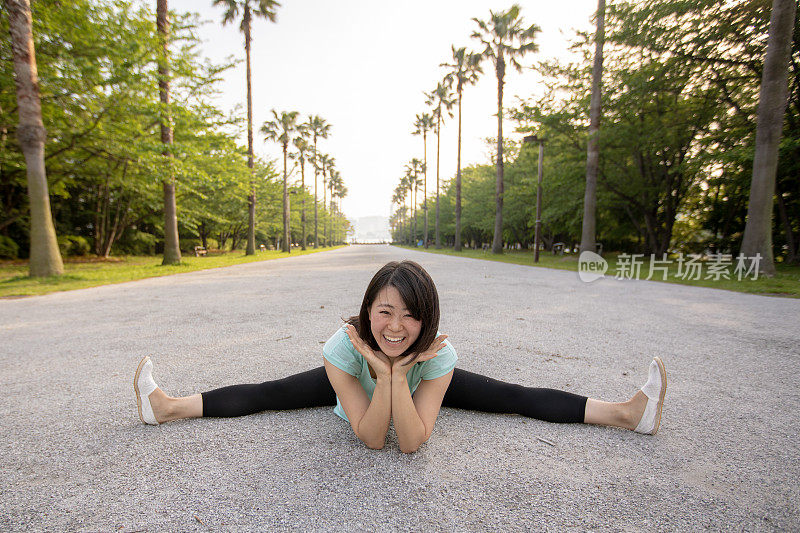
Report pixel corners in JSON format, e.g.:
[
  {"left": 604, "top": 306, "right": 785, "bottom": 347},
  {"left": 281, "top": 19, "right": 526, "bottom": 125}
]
[
  {"left": 400, "top": 173, "right": 413, "bottom": 244},
  {"left": 305, "top": 115, "right": 331, "bottom": 248},
  {"left": 291, "top": 134, "right": 311, "bottom": 250},
  {"left": 213, "top": 0, "right": 280, "bottom": 255},
  {"left": 473, "top": 4, "right": 540, "bottom": 254},
  {"left": 579, "top": 0, "right": 605, "bottom": 257},
  {"left": 156, "top": 0, "right": 181, "bottom": 265},
  {"left": 412, "top": 113, "right": 435, "bottom": 248},
  {"left": 392, "top": 187, "right": 406, "bottom": 242},
  {"left": 261, "top": 109, "right": 299, "bottom": 253},
  {"left": 330, "top": 171, "right": 346, "bottom": 244},
  {"left": 740, "top": 0, "right": 797, "bottom": 276},
  {"left": 404, "top": 159, "right": 424, "bottom": 245},
  {"left": 4, "top": 0, "right": 64, "bottom": 276},
  {"left": 443, "top": 46, "right": 483, "bottom": 252},
  {"left": 321, "top": 155, "right": 335, "bottom": 246},
  {"left": 424, "top": 82, "right": 455, "bottom": 249}
]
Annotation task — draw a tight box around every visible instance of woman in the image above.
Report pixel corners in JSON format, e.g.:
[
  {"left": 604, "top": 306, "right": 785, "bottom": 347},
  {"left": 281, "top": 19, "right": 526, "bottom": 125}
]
[{"left": 134, "top": 260, "right": 667, "bottom": 453}]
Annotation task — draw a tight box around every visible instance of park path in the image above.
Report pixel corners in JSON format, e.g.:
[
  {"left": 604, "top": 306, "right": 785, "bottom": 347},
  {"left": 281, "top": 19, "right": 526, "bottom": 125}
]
[{"left": 1, "top": 245, "right": 798, "bottom": 531}]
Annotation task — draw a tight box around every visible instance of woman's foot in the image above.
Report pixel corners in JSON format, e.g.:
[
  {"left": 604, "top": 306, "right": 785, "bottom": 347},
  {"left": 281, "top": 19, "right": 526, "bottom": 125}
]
[
  {"left": 628, "top": 357, "right": 667, "bottom": 434},
  {"left": 134, "top": 356, "right": 161, "bottom": 425}
]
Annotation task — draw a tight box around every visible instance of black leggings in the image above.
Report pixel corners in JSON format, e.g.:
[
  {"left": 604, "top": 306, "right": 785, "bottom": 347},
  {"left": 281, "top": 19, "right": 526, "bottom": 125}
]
[{"left": 202, "top": 367, "right": 587, "bottom": 423}]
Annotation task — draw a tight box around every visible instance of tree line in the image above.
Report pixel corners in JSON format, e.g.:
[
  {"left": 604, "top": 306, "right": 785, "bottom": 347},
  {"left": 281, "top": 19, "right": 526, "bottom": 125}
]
[
  {"left": 391, "top": 0, "right": 799, "bottom": 276},
  {"left": 1, "top": 0, "right": 350, "bottom": 276}
]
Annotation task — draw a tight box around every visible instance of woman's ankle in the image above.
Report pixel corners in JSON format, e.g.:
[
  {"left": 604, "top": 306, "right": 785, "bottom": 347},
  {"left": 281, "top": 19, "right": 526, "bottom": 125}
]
[{"left": 622, "top": 391, "right": 648, "bottom": 430}]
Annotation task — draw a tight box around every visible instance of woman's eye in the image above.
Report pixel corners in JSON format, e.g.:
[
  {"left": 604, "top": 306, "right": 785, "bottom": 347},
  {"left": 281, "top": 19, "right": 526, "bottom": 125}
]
[{"left": 380, "top": 310, "right": 390, "bottom": 315}]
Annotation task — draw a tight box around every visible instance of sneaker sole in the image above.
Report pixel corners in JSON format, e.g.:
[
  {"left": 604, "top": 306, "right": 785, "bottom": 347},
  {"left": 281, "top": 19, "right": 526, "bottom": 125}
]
[
  {"left": 133, "top": 355, "right": 150, "bottom": 425},
  {"left": 650, "top": 356, "right": 667, "bottom": 435}
]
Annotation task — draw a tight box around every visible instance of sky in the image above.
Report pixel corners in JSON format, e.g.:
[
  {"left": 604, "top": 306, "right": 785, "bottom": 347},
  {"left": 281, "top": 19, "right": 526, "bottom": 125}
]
[{"left": 168, "top": 0, "right": 599, "bottom": 221}]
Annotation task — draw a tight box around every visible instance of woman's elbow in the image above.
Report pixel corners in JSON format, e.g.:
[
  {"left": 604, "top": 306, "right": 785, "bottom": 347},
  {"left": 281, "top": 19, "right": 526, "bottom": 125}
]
[
  {"left": 399, "top": 435, "right": 428, "bottom": 454},
  {"left": 399, "top": 443, "right": 421, "bottom": 454},
  {"left": 363, "top": 439, "right": 385, "bottom": 450}
]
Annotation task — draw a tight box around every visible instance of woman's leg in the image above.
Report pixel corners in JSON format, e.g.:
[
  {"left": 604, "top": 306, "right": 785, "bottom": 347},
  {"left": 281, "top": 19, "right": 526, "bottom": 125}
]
[
  {"left": 141, "top": 363, "right": 335, "bottom": 423},
  {"left": 201, "top": 366, "right": 336, "bottom": 418},
  {"left": 441, "top": 369, "right": 587, "bottom": 423},
  {"left": 584, "top": 394, "right": 648, "bottom": 430},
  {"left": 442, "top": 358, "right": 665, "bottom": 432}
]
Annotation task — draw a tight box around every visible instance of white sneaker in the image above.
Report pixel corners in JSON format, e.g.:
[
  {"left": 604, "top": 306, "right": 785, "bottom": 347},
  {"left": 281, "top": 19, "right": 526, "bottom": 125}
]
[
  {"left": 134, "top": 356, "right": 160, "bottom": 425},
  {"left": 634, "top": 357, "right": 667, "bottom": 435}
]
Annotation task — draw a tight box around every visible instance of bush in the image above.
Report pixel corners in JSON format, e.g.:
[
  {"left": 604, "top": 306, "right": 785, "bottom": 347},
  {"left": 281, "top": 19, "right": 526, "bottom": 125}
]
[
  {"left": 0, "top": 235, "right": 20, "bottom": 259},
  {"left": 57, "top": 235, "right": 91, "bottom": 256},
  {"left": 115, "top": 230, "right": 157, "bottom": 255}
]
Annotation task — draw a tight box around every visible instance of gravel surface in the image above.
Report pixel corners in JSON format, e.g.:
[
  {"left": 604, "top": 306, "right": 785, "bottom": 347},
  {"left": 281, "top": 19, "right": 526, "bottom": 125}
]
[{"left": 1, "top": 245, "right": 798, "bottom": 531}]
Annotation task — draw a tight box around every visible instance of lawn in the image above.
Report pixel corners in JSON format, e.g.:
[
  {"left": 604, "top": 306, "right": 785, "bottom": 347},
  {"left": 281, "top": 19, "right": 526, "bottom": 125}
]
[
  {"left": 0, "top": 246, "right": 344, "bottom": 298},
  {"left": 397, "top": 245, "right": 800, "bottom": 298}
]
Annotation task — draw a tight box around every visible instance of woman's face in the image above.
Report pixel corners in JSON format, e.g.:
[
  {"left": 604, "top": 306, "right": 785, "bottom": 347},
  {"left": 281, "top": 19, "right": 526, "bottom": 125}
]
[{"left": 369, "top": 285, "right": 422, "bottom": 358}]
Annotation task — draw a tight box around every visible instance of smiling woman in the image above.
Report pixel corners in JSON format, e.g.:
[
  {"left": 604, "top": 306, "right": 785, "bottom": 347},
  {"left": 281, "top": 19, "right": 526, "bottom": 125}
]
[{"left": 134, "top": 260, "right": 667, "bottom": 453}]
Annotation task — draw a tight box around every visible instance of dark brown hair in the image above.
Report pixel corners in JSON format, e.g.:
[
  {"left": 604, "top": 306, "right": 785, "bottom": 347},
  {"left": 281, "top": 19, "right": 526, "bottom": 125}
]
[{"left": 347, "top": 260, "right": 440, "bottom": 363}]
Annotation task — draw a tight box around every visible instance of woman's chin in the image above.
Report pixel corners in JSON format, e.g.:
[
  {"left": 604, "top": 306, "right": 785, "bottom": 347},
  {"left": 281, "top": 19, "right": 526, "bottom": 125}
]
[
  {"left": 381, "top": 347, "right": 403, "bottom": 357},
  {"left": 378, "top": 342, "right": 406, "bottom": 358}
]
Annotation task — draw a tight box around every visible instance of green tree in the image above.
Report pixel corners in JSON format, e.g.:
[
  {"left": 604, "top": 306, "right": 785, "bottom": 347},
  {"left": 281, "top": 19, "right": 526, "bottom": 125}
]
[
  {"left": 405, "top": 158, "right": 424, "bottom": 244},
  {"left": 318, "top": 153, "right": 334, "bottom": 246},
  {"left": 442, "top": 46, "right": 483, "bottom": 251},
  {"left": 472, "top": 4, "right": 540, "bottom": 254},
  {"left": 213, "top": 0, "right": 280, "bottom": 255},
  {"left": 391, "top": 186, "right": 406, "bottom": 242},
  {"left": 3, "top": 0, "right": 63, "bottom": 276},
  {"left": 424, "top": 81, "right": 455, "bottom": 249},
  {"left": 305, "top": 115, "right": 331, "bottom": 248},
  {"left": 579, "top": 0, "right": 605, "bottom": 256},
  {"left": 412, "top": 112, "right": 435, "bottom": 247},
  {"left": 740, "top": 0, "right": 797, "bottom": 276},
  {"left": 291, "top": 134, "right": 311, "bottom": 250},
  {"left": 261, "top": 109, "right": 299, "bottom": 252},
  {"left": 156, "top": 0, "right": 181, "bottom": 265}
]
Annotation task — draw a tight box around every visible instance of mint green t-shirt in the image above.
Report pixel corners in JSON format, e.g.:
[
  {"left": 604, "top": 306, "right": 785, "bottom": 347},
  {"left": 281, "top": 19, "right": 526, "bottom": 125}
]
[{"left": 322, "top": 325, "right": 458, "bottom": 423}]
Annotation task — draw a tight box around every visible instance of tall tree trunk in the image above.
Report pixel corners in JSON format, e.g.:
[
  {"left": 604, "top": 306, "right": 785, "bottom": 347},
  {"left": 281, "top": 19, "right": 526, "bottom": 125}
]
[
  {"left": 323, "top": 170, "right": 327, "bottom": 246},
  {"left": 157, "top": 0, "right": 181, "bottom": 265},
  {"left": 301, "top": 155, "right": 306, "bottom": 250},
  {"left": 313, "top": 136, "right": 318, "bottom": 248},
  {"left": 455, "top": 92, "right": 463, "bottom": 252},
  {"left": 776, "top": 187, "right": 798, "bottom": 264},
  {"left": 579, "top": 0, "right": 605, "bottom": 256},
  {"left": 423, "top": 131, "right": 428, "bottom": 248},
  {"left": 244, "top": 5, "right": 256, "bottom": 255},
  {"left": 282, "top": 143, "right": 290, "bottom": 253},
  {"left": 435, "top": 116, "right": 442, "bottom": 249},
  {"left": 491, "top": 55, "right": 505, "bottom": 254},
  {"left": 5, "top": 0, "right": 63, "bottom": 276},
  {"left": 411, "top": 181, "right": 416, "bottom": 244},
  {"left": 740, "top": 0, "right": 797, "bottom": 276}
]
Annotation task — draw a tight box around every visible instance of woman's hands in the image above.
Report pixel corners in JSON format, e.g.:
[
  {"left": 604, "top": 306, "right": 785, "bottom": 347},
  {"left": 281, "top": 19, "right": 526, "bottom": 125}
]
[
  {"left": 346, "top": 325, "right": 448, "bottom": 380},
  {"left": 345, "top": 324, "right": 392, "bottom": 380},
  {"left": 391, "top": 334, "right": 449, "bottom": 379}
]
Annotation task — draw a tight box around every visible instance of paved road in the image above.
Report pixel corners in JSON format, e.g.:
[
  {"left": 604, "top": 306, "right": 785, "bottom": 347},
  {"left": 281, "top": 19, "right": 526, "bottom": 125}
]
[{"left": 1, "top": 245, "right": 798, "bottom": 531}]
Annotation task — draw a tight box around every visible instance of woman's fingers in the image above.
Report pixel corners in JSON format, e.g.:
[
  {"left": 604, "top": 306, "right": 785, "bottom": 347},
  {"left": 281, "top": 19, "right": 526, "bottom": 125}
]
[{"left": 345, "top": 325, "right": 371, "bottom": 355}]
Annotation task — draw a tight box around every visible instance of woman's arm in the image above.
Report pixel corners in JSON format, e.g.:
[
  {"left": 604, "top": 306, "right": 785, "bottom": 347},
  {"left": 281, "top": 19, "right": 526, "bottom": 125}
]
[
  {"left": 390, "top": 334, "right": 451, "bottom": 453},
  {"left": 323, "top": 359, "right": 391, "bottom": 449},
  {"left": 391, "top": 370, "right": 453, "bottom": 454}
]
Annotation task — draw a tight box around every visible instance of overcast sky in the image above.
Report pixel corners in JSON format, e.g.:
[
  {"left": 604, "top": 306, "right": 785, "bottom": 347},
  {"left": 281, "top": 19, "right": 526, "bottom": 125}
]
[{"left": 168, "top": 0, "right": 598, "bottom": 221}]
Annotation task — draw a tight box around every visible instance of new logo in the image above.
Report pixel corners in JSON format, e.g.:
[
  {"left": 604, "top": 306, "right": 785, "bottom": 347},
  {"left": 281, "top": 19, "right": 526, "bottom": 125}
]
[{"left": 578, "top": 251, "right": 607, "bottom": 282}]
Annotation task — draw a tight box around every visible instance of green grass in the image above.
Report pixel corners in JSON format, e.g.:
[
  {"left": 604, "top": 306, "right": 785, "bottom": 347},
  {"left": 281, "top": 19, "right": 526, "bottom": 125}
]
[
  {"left": 0, "top": 246, "right": 344, "bottom": 298},
  {"left": 396, "top": 245, "right": 800, "bottom": 298}
]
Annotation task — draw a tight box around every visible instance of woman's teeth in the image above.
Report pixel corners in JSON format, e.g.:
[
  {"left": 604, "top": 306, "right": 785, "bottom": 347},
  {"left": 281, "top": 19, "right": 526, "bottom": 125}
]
[{"left": 383, "top": 335, "right": 404, "bottom": 344}]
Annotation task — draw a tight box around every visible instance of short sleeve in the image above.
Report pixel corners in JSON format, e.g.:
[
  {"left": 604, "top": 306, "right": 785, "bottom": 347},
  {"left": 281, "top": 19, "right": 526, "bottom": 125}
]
[
  {"left": 419, "top": 338, "right": 458, "bottom": 380},
  {"left": 322, "top": 325, "right": 362, "bottom": 377}
]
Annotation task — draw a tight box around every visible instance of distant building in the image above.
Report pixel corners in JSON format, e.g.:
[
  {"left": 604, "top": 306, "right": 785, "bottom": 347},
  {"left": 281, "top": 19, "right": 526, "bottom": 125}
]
[{"left": 351, "top": 216, "right": 391, "bottom": 243}]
